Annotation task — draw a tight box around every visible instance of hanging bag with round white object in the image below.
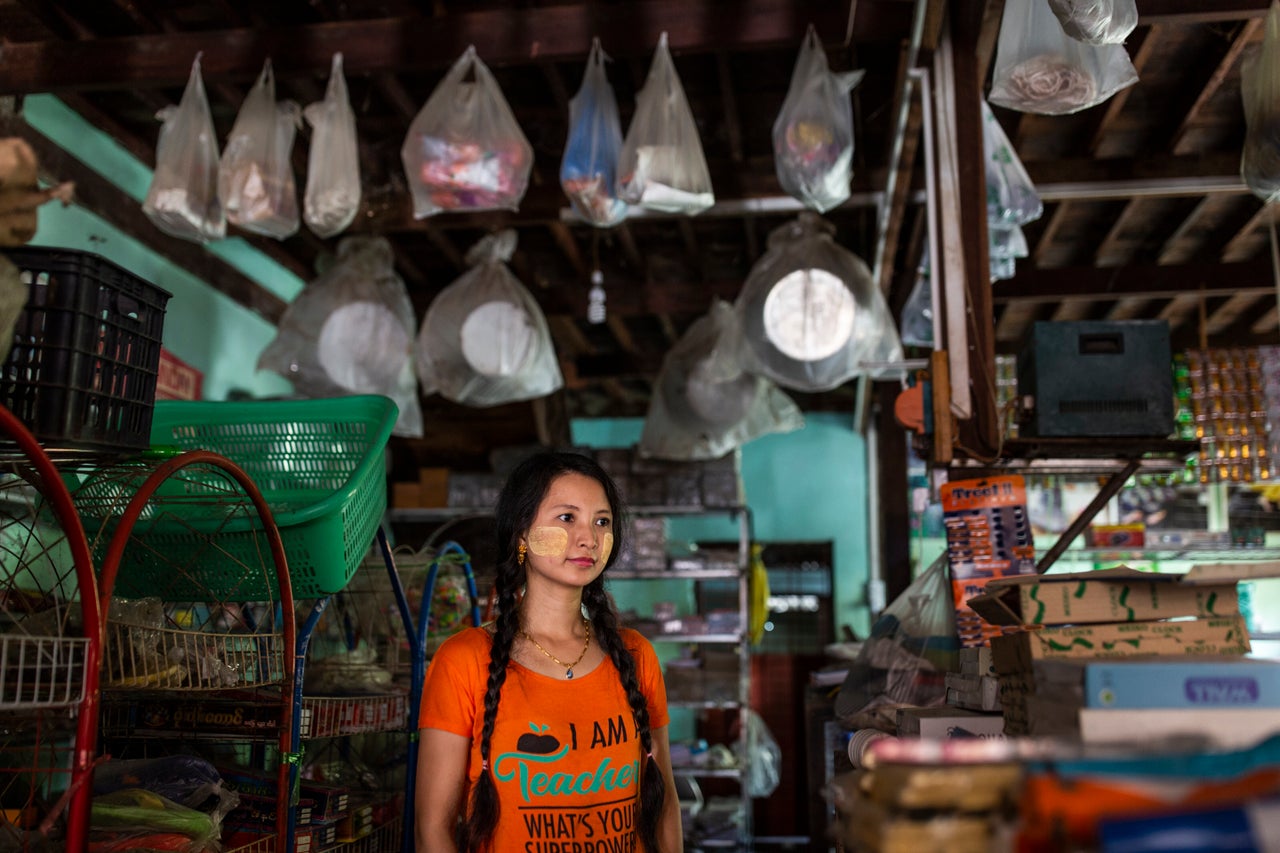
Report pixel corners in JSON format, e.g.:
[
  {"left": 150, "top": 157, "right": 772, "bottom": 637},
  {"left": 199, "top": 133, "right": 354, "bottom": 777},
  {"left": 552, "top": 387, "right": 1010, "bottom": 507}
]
[{"left": 415, "top": 230, "right": 563, "bottom": 407}]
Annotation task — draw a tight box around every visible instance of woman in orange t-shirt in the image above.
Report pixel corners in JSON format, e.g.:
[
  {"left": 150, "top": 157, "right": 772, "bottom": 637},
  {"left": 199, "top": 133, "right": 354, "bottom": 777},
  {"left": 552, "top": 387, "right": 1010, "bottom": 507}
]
[{"left": 417, "top": 451, "right": 683, "bottom": 853}]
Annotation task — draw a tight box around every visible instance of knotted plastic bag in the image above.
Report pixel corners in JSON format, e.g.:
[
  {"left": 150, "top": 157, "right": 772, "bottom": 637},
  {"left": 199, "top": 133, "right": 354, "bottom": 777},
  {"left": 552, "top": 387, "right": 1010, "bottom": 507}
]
[
  {"left": 1048, "top": 0, "right": 1137, "bottom": 45},
  {"left": 303, "top": 53, "right": 361, "bottom": 239},
  {"left": 639, "top": 299, "right": 803, "bottom": 461},
  {"left": 773, "top": 26, "right": 865, "bottom": 213},
  {"left": 989, "top": 0, "right": 1138, "bottom": 115},
  {"left": 618, "top": 33, "right": 715, "bottom": 214},
  {"left": 218, "top": 60, "right": 301, "bottom": 239},
  {"left": 735, "top": 213, "right": 903, "bottom": 392},
  {"left": 143, "top": 54, "right": 226, "bottom": 243},
  {"left": 256, "top": 236, "right": 423, "bottom": 437},
  {"left": 401, "top": 46, "right": 534, "bottom": 217},
  {"left": 1242, "top": 1, "right": 1280, "bottom": 203},
  {"left": 561, "top": 39, "right": 627, "bottom": 227},
  {"left": 415, "top": 231, "right": 563, "bottom": 406}
]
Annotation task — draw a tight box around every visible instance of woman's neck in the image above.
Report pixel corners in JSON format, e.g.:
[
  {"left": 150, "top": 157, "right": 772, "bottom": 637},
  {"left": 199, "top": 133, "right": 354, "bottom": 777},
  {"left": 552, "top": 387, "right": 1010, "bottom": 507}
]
[{"left": 519, "top": 584, "right": 587, "bottom": 639}]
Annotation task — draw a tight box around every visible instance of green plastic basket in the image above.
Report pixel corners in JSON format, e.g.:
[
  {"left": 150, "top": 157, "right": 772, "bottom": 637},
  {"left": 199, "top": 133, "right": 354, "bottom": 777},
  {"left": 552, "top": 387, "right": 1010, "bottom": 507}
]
[{"left": 131, "top": 395, "right": 399, "bottom": 599}]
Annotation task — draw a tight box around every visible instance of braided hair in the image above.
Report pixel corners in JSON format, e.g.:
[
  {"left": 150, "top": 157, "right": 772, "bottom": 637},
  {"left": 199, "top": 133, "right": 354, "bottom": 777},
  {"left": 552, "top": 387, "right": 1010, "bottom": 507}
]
[{"left": 458, "top": 451, "right": 667, "bottom": 853}]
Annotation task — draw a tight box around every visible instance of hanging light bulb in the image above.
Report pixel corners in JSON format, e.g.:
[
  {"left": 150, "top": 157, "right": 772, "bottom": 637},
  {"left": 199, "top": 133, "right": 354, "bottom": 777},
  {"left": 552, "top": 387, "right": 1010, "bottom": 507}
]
[{"left": 587, "top": 268, "right": 606, "bottom": 324}]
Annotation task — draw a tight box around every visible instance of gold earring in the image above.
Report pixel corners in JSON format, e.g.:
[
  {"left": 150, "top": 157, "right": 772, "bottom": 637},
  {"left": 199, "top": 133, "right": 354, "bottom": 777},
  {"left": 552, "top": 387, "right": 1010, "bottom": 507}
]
[{"left": 517, "top": 543, "right": 527, "bottom": 566}]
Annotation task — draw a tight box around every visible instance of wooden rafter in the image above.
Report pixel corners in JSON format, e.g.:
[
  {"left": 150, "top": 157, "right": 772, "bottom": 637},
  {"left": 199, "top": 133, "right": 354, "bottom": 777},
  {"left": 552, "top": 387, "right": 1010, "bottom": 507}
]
[
  {"left": 1094, "top": 198, "right": 1149, "bottom": 267},
  {"left": 1157, "top": 195, "right": 1218, "bottom": 265},
  {"left": 1031, "top": 202, "right": 1072, "bottom": 267},
  {"left": 994, "top": 256, "right": 1273, "bottom": 303},
  {"left": 1170, "top": 17, "right": 1263, "bottom": 155},
  {"left": 1088, "top": 24, "right": 1161, "bottom": 155}
]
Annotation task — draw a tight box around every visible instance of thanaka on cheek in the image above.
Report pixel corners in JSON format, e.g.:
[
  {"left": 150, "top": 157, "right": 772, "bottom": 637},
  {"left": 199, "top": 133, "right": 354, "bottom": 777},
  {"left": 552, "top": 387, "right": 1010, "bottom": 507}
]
[
  {"left": 527, "top": 526, "right": 569, "bottom": 557},
  {"left": 599, "top": 532, "right": 613, "bottom": 567}
]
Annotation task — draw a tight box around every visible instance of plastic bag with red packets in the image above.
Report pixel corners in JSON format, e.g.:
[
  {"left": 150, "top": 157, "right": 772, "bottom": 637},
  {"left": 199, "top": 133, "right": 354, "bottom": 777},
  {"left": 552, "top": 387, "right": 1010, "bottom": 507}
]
[{"left": 401, "top": 46, "right": 534, "bottom": 217}]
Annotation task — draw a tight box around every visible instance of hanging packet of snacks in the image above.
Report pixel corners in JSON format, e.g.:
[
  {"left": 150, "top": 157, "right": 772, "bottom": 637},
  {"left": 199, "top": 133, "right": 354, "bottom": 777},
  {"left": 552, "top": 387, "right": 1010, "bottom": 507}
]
[
  {"left": 982, "top": 100, "right": 1042, "bottom": 225},
  {"left": 256, "top": 236, "right": 423, "bottom": 437},
  {"left": 143, "top": 54, "right": 226, "bottom": 243},
  {"left": 988, "top": 0, "right": 1138, "bottom": 116},
  {"left": 560, "top": 39, "right": 628, "bottom": 227},
  {"left": 618, "top": 33, "right": 715, "bottom": 214},
  {"left": 400, "top": 46, "right": 534, "bottom": 217},
  {"left": 303, "top": 53, "right": 361, "bottom": 239},
  {"left": 772, "top": 25, "right": 865, "bottom": 213},
  {"left": 218, "top": 60, "right": 301, "bottom": 239},
  {"left": 1241, "top": 1, "right": 1280, "bottom": 203},
  {"left": 1047, "top": 0, "right": 1138, "bottom": 45},
  {"left": 415, "top": 230, "right": 563, "bottom": 407}
]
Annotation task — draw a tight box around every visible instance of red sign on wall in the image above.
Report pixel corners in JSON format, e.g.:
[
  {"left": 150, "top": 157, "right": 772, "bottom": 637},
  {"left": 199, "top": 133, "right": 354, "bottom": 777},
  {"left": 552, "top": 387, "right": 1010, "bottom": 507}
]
[{"left": 155, "top": 348, "right": 203, "bottom": 401}]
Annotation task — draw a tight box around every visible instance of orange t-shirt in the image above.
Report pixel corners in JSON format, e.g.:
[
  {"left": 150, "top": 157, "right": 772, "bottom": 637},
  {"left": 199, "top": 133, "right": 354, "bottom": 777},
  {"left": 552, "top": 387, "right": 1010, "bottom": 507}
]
[{"left": 420, "top": 626, "right": 670, "bottom": 853}]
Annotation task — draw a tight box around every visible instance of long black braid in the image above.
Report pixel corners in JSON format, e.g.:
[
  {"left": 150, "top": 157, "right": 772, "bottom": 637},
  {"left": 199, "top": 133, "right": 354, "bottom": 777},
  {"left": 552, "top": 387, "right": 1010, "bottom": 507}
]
[{"left": 457, "top": 451, "right": 667, "bottom": 853}]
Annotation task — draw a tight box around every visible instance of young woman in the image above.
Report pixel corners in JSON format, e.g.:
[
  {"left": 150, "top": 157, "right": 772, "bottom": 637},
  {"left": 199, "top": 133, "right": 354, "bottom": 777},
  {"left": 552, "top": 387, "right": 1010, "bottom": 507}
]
[{"left": 416, "top": 451, "right": 683, "bottom": 853}]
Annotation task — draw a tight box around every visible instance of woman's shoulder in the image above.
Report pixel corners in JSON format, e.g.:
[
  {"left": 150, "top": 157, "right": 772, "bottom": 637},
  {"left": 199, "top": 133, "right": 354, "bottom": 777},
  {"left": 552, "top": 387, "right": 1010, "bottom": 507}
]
[
  {"left": 433, "top": 626, "right": 493, "bottom": 662},
  {"left": 617, "top": 626, "right": 657, "bottom": 657}
]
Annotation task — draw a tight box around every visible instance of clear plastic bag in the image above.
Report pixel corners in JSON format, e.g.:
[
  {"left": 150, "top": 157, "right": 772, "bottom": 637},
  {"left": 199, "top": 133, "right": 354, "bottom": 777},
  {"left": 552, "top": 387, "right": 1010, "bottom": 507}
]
[
  {"left": 143, "top": 54, "right": 226, "bottom": 243},
  {"left": 303, "top": 53, "right": 361, "bottom": 239},
  {"left": 983, "top": 100, "right": 1042, "bottom": 225},
  {"left": 773, "top": 26, "right": 865, "bottom": 213},
  {"left": 415, "top": 230, "right": 563, "bottom": 406},
  {"left": 899, "top": 252, "right": 934, "bottom": 348},
  {"left": 618, "top": 33, "right": 715, "bottom": 214},
  {"left": 1242, "top": 2, "right": 1280, "bottom": 203},
  {"left": 218, "top": 59, "right": 301, "bottom": 239},
  {"left": 989, "top": 0, "right": 1138, "bottom": 115},
  {"left": 256, "top": 236, "right": 423, "bottom": 437},
  {"left": 734, "top": 213, "right": 903, "bottom": 392},
  {"left": 401, "top": 46, "right": 533, "bottom": 217},
  {"left": 737, "top": 709, "right": 782, "bottom": 798},
  {"left": 561, "top": 39, "right": 627, "bottom": 227},
  {"left": 639, "top": 299, "right": 803, "bottom": 461},
  {"left": 1048, "top": 0, "right": 1138, "bottom": 45}
]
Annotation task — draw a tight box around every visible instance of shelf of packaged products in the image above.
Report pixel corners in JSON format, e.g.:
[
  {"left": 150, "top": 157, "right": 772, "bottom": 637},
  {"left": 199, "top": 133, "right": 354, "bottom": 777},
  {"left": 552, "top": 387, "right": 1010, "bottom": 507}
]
[
  {"left": 298, "top": 692, "right": 409, "bottom": 739},
  {"left": 611, "top": 568, "right": 741, "bottom": 580},
  {"left": 1047, "top": 549, "right": 1280, "bottom": 565}
]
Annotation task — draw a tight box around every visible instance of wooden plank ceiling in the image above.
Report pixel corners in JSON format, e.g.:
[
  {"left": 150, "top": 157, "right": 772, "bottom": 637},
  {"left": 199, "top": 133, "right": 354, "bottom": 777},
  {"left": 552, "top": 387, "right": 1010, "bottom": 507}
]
[{"left": 0, "top": 0, "right": 1275, "bottom": 466}]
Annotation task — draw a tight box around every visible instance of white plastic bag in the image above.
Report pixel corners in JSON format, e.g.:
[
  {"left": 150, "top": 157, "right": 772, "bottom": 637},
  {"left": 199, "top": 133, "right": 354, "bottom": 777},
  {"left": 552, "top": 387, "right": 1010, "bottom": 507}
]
[
  {"left": 989, "top": 0, "right": 1138, "bottom": 115},
  {"left": 415, "top": 231, "right": 563, "bottom": 407},
  {"left": 773, "top": 26, "right": 865, "bottom": 213},
  {"left": 400, "top": 47, "right": 534, "bottom": 217},
  {"left": 1048, "top": 0, "right": 1138, "bottom": 45},
  {"left": 256, "top": 236, "right": 423, "bottom": 437},
  {"left": 735, "top": 213, "right": 903, "bottom": 392},
  {"left": 143, "top": 54, "right": 226, "bottom": 243},
  {"left": 1242, "top": 2, "right": 1280, "bottom": 203},
  {"left": 983, "top": 100, "right": 1042, "bottom": 225},
  {"left": 618, "top": 33, "right": 714, "bottom": 214},
  {"left": 639, "top": 300, "right": 803, "bottom": 461},
  {"left": 219, "top": 60, "right": 301, "bottom": 239},
  {"left": 561, "top": 39, "right": 627, "bottom": 227},
  {"left": 303, "top": 53, "right": 361, "bottom": 239}
]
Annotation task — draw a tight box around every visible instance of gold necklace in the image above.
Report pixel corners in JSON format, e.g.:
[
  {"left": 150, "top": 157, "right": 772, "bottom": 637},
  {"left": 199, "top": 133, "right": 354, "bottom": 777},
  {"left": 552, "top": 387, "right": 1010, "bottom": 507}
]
[{"left": 521, "top": 617, "right": 591, "bottom": 679}]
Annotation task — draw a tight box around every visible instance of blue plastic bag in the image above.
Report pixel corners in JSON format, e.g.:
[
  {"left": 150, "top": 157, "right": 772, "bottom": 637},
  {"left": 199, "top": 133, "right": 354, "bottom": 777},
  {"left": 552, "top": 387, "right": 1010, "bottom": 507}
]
[{"left": 560, "top": 39, "right": 627, "bottom": 227}]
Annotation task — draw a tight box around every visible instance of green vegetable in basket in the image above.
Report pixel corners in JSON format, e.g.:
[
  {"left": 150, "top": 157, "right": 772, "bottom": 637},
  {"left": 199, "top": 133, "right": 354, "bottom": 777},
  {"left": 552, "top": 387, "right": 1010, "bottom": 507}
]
[{"left": 90, "top": 788, "right": 214, "bottom": 839}]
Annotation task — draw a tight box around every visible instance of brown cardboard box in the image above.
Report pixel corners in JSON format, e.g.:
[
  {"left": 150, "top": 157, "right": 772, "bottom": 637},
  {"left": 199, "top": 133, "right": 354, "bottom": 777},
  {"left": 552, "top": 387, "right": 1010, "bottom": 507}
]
[
  {"left": 967, "top": 566, "right": 1241, "bottom": 627},
  {"left": 990, "top": 615, "right": 1251, "bottom": 672},
  {"left": 418, "top": 467, "right": 449, "bottom": 508},
  {"left": 393, "top": 482, "right": 421, "bottom": 508}
]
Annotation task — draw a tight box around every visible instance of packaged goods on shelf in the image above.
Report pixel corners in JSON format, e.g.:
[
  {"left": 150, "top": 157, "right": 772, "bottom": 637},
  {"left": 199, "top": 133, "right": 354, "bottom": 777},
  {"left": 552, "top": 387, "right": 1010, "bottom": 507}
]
[{"left": 897, "top": 707, "right": 1006, "bottom": 740}]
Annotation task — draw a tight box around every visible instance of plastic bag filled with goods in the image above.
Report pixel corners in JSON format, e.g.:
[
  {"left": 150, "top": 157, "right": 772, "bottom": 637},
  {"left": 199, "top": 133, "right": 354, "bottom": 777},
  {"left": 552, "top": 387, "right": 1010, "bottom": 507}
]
[
  {"left": 303, "top": 53, "right": 361, "bottom": 239},
  {"left": 218, "top": 59, "right": 301, "bottom": 239},
  {"left": 561, "top": 38, "right": 628, "bottom": 227},
  {"left": 1048, "top": 0, "right": 1138, "bottom": 45}
]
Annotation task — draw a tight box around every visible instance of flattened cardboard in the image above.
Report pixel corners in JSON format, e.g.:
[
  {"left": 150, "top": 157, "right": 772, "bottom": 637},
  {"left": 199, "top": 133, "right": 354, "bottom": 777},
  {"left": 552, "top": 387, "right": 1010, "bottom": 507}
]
[
  {"left": 966, "top": 566, "right": 1241, "bottom": 626},
  {"left": 990, "top": 615, "right": 1251, "bottom": 671}
]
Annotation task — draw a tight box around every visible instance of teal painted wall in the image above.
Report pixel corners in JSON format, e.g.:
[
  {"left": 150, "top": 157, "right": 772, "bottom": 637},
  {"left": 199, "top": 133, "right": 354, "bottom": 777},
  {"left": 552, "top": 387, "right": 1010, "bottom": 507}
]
[
  {"left": 572, "top": 414, "right": 872, "bottom": 638},
  {"left": 23, "top": 94, "right": 304, "bottom": 400}
]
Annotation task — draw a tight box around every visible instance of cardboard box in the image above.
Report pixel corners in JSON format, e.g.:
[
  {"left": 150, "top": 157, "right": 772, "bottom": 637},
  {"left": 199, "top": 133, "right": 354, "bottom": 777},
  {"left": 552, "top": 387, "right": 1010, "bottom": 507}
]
[
  {"left": 897, "top": 707, "right": 1006, "bottom": 739},
  {"left": 990, "top": 615, "right": 1251, "bottom": 672},
  {"left": 392, "top": 482, "right": 421, "bottom": 508},
  {"left": 967, "top": 566, "right": 1243, "bottom": 627},
  {"left": 1078, "top": 707, "right": 1280, "bottom": 748},
  {"left": 419, "top": 467, "right": 449, "bottom": 507},
  {"left": 1034, "top": 656, "right": 1280, "bottom": 709}
]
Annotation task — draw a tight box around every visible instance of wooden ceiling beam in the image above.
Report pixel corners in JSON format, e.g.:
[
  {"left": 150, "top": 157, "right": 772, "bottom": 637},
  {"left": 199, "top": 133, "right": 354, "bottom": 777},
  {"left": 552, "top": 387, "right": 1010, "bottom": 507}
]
[
  {"left": 994, "top": 256, "right": 1274, "bottom": 304},
  {"left": 1088, "top": 24, "right": 1161, "bottom": 156},
  {"left": 1220, "top": 201, "right": 1273, "bottom": 263},
  {"left": 716, "top": 51, "right": 745, "bottom": 164},
  {"left": 1137, "top": 0, "right": 1269, "bottom": 25},
  {"left": 1170, "top": 17, "right": 1262, "bottom": 156},
  {"left": 0, "top": 0, "right": 905, "bottom": 94},
  {"left": 1156, "top": 195, "right": 1217, "bottom": 265},
  {"left": 1093, "top": 198, "right": 1149, "bottom": 267}
]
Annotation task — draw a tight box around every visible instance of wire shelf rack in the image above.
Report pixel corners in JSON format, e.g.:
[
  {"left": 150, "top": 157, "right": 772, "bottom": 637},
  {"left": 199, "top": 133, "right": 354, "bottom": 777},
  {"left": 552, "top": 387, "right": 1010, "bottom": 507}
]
[
  {"left": 298, "top": 693, "right": 408, "bottom": 739},
  {"left": 328, "top": 818, "right": 402, "bottom": 853},
  {"left": 225, "top": 837, "right": 276, "bottom": 853},
  {"left": 0, "top": 635, "right": 88, "bottom": 710},
  {"left": 103, "top": 617, "right": 284, "bottom": 691}
]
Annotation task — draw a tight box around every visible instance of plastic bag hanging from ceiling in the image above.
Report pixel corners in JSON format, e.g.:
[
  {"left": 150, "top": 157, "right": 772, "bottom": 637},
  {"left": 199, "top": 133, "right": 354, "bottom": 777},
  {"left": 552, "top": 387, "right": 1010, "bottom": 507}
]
[
  {"left": 561, "top": 39, "right": 628, "bottom": 227},
  {"left": 256, "top": 236, "right": 424, "bottom": 437},
  {"left": 982, "top": 100, "right": 1042, "bottom": 226},
  {"left": 1242, "top": 1, "right": 1280, "bottom": 204},
  {"left": 400, "top": 46, "right": 534, "bottom": 217},
  {"left": 735, "top": 213, "right": 902, "bottom": 392},
  {"left": 639, "top": 300, "right": 804, "bottom": 461},
  {"left": 218, "top": 60, "right": 301, "bottom": 239},
  {"left": 772, "top": 25, "right": 866, "bottom": 213},
  {"left": 415, "top": 230, "right": 563, "bottom": 407},
  {"left": 1047, "top": 0, "right": 1138, "bottom": 45},
  {"left": 303, "top": 53, "right": 361, "bottom": 239},
  {"left": 988, "top": 0, "right": 1138, "bottom": 115},
  {"left": 143, "top": 54, "right": 226, "bottom": 243},
  {"left": 617, "top": 33, "right": 715, "bottom": 214}
]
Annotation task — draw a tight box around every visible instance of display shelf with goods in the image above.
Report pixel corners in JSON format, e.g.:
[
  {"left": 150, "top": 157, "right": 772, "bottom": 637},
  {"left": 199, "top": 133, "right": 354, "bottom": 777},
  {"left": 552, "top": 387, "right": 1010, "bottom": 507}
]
[
  {"left": 0, "top": 405, "right": 102, "bottom": 853},
  {"left": 74, "top": 450, "right": 295, "bottom": 853},
  {"left": 609, "top": 504, "right": 754, "bottom": 852}
]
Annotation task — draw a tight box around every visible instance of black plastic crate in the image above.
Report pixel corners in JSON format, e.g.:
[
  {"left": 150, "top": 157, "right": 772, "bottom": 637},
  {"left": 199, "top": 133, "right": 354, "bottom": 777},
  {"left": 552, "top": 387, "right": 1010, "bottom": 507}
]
[{"left": 0, "top": 247, "right": 171, "bottom": 455}]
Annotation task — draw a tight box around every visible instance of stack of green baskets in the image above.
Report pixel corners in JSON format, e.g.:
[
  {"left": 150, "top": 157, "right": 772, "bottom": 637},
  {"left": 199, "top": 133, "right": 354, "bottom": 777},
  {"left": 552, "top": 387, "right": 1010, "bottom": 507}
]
[{"left": 112, "top": 395, "right": 399, "bottom": 600}]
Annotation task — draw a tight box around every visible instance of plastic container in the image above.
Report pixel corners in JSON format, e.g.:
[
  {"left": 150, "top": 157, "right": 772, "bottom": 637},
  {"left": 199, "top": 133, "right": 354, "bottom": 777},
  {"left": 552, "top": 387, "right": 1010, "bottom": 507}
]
[
  {"left": 0, "top": 248, "right": 171, "bottom": 455},
  {"left": 90, "top": 395, "right": 398, "bottom": 600}
]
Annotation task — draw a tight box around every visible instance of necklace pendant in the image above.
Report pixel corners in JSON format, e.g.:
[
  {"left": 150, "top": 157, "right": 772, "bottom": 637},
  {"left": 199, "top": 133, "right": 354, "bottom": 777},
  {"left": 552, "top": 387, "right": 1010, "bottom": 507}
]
[{"left": 565, "top": 668, "right": 574, "bottom": 679}]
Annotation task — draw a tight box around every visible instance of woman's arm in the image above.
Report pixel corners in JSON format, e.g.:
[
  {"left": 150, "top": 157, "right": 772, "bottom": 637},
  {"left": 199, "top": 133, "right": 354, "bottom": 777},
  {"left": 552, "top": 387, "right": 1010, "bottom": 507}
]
[
  {"left": 649, "top": 724, "right": 684, "bottom": 853},
  {"left": 416, "top": 727, "right": 471, "bottom": 853}
]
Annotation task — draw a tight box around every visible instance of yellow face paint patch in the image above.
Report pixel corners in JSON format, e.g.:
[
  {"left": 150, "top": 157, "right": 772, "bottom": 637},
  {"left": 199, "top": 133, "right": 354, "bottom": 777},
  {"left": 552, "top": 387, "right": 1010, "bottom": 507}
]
[
  {"left": 526, "top": 526, "right": 568, "bottom": 558},
  {"left": 599, "top": 532, "right": 613, "bottom": 567}
]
